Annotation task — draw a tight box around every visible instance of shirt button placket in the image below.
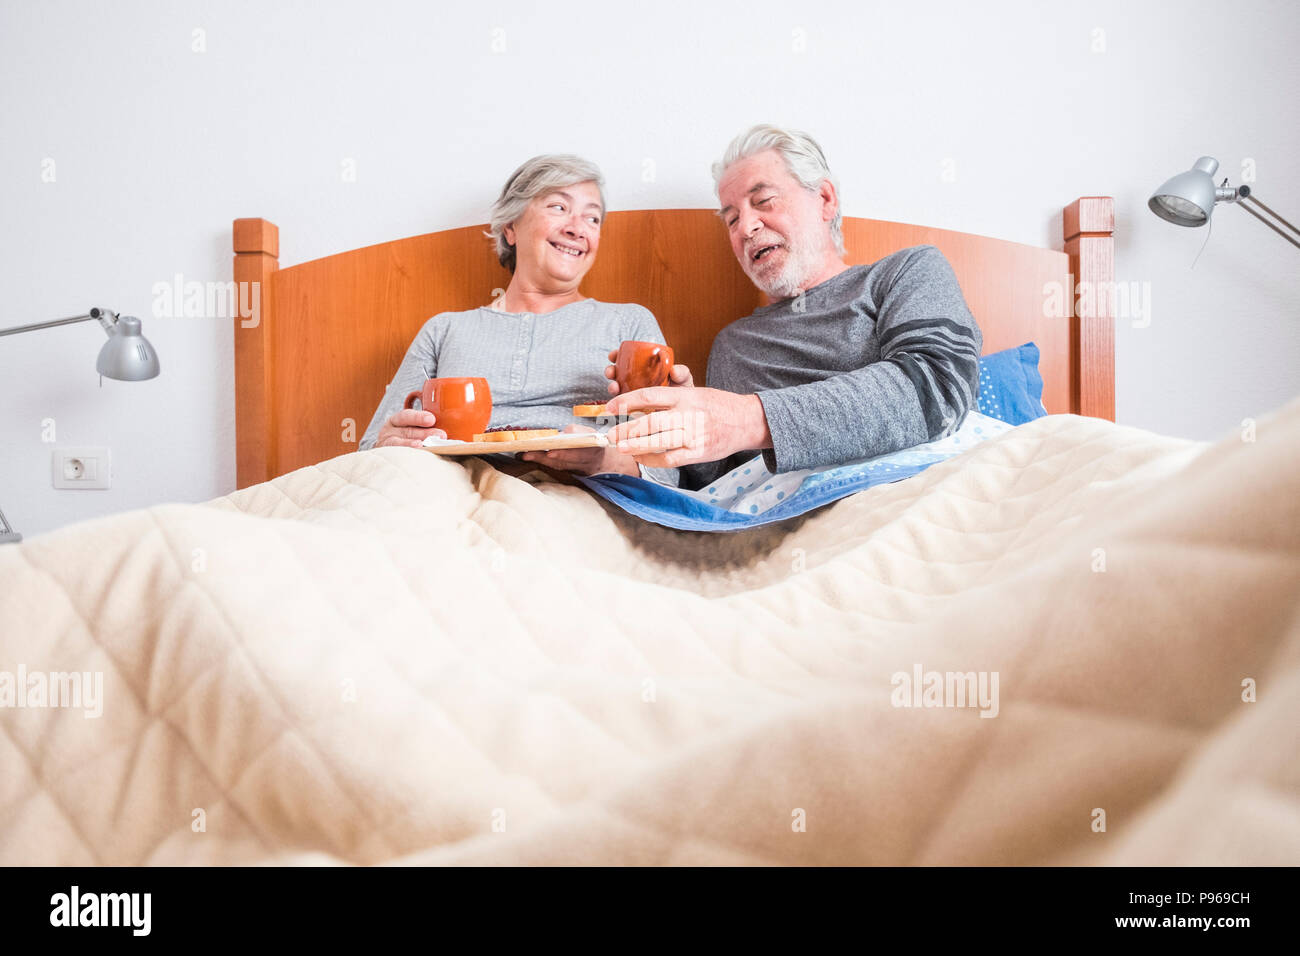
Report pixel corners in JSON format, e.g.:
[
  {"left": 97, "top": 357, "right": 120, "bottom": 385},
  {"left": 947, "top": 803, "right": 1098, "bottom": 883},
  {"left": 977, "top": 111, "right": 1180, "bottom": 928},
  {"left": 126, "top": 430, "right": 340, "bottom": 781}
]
[{"left": 511, "top": 314, "right": 530, "bottom": 391}]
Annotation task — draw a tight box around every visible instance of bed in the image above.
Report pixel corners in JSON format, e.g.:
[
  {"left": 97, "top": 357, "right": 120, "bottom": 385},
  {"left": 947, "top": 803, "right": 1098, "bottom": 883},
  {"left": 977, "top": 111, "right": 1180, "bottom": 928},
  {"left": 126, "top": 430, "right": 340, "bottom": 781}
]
[{"left": 1, "top": 200, "right": 1297, "bottom": 866}]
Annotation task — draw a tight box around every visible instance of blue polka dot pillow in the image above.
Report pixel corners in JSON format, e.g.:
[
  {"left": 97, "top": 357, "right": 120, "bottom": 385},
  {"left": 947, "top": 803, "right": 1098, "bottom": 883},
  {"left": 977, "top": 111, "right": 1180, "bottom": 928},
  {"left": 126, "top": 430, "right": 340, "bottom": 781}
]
[{"left": 975, "top": 342, "right": 1048, "bottom": 425}]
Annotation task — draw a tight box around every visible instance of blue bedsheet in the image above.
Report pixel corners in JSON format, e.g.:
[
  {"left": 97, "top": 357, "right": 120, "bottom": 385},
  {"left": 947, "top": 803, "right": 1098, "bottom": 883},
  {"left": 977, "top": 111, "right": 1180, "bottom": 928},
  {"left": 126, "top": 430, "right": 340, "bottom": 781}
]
[
  {"left": 578, "top": 411, "right": 1013, "bottom": 532},
  {"left": 574, "top": 342, "right": 1045, "bottom": 532}
]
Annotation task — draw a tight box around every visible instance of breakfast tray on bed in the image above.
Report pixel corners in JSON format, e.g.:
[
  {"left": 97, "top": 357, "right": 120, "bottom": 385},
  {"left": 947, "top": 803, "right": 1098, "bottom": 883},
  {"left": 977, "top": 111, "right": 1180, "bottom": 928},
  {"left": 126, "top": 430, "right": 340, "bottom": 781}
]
[{"left": 421, "top": 432, "right": 609, "bottom": 456}]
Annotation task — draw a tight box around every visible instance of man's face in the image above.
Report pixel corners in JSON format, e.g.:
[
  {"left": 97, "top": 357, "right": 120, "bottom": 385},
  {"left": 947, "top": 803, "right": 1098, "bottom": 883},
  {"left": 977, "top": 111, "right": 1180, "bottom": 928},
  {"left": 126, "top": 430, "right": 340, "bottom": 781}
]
[{"left": 717, "top": 149, "right": 831, "bottom": 299}]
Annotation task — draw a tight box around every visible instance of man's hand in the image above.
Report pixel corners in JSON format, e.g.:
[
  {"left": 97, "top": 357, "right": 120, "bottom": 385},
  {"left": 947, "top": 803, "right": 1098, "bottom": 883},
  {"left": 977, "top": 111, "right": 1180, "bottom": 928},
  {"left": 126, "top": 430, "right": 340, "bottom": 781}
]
[
  {"left": 374, "top": 409, "right": 447, "bottom": 448},
  {"left": 604, "top": 348, "right": 694, "bottom": 396},
  {"left": 605, "top": 387, "right": 771, "bottom": 469},
  {"left": 518, "top": 424, "right": 641, "bottom": 477}
]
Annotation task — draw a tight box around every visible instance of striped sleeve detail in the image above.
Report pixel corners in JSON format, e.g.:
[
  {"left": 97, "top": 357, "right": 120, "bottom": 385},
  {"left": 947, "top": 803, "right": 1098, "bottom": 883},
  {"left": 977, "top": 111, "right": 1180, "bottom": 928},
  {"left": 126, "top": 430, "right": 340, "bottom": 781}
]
[{"left": 877, "top": 249, "right": 982, "bottom": 440}]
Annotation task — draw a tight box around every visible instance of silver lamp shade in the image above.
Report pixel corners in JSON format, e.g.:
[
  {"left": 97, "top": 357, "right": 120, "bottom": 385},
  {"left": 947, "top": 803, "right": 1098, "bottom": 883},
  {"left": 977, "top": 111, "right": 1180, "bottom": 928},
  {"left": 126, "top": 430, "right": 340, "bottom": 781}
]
[
  {"left": 96, "top": 315, "right": 160, "bottom": 381},
  {"left": 1148, "top": 156, "right": 1226, "bottom": 226}
]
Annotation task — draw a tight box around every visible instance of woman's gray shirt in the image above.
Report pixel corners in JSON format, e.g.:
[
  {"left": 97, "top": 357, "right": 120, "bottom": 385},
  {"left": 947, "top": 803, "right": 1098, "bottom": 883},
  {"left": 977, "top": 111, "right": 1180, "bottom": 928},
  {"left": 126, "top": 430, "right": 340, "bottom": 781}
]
[{"left": 359, "top": 299, "right": 666, "bottom": 450}]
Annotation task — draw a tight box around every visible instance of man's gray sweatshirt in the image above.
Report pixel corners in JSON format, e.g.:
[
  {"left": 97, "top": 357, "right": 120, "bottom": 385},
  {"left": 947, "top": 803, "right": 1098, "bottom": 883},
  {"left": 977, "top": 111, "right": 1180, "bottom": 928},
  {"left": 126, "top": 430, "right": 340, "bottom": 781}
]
[{"left": 676, "top": 244, "right": 983, "bottom": 491}]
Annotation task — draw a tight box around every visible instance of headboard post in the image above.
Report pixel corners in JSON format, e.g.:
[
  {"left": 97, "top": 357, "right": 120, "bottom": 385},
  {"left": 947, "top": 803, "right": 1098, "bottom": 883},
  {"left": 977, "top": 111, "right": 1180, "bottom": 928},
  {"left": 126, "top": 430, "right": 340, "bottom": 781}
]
[
  {"left": 233, "top": 217, "right": 279, "bottom": 489},
  {"left": 1064, "top": 197, "right": 1115, "bottom": 421}
]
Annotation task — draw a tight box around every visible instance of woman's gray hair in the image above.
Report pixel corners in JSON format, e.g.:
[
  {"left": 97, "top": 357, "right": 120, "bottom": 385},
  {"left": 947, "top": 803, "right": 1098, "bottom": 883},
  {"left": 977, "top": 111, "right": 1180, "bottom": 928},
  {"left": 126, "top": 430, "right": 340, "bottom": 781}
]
[
  {"left": 712, "top": 125, "right": 844, "bottom": 255},
  {"left": 487, "top": 154, "right": 606, "bottom": 272}
]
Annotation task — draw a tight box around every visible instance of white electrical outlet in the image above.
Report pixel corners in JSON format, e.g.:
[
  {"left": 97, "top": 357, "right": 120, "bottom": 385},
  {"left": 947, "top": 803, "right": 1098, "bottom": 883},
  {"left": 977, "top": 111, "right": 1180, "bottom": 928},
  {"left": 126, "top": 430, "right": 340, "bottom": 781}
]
[{"left": 52, "top": 447, "right": 112, "bottom": 490}]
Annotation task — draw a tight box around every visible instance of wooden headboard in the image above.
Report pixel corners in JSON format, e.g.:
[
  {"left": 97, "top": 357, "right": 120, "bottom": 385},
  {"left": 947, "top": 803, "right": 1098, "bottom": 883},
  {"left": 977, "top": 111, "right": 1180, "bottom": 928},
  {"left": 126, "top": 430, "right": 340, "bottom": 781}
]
[{"left": 232, "top": 199, "right": 1114, "bottom": 489}]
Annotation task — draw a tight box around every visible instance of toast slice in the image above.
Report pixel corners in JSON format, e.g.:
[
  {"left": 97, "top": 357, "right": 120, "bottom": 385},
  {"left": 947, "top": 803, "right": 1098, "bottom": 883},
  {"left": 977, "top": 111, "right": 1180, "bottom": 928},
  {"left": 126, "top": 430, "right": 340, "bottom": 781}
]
[
  {"left": 573, "top": 403, "right": 673, "bottom": 417},
  {"left": 472, "top": 428, "right": 560, "bottom": 443}
]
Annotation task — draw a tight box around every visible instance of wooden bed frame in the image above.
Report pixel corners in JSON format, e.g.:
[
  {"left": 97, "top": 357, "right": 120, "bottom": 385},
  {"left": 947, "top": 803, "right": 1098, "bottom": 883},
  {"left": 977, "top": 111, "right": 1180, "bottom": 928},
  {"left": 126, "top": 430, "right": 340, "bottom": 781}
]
[{"left": 231, "top": 199, "right": 1114, "bottom": 488}]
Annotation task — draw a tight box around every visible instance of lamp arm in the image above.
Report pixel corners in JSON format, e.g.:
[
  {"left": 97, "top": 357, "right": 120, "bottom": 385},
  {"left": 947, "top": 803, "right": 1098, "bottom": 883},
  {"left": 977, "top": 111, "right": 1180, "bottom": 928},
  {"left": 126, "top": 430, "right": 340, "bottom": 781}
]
[
  {"left": 0, "top": 307, "right": 119, "bottom": 338},
  {"left": 1232, "top": 189, "right": 1300, "bottom": 251}
]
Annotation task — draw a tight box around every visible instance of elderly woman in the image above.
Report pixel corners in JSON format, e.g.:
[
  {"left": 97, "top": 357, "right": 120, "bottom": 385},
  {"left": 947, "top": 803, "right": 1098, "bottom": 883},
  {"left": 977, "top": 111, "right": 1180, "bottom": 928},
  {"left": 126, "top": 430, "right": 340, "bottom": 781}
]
[{"left": 359, "top": 155, "right": 661, "bottom": 477}]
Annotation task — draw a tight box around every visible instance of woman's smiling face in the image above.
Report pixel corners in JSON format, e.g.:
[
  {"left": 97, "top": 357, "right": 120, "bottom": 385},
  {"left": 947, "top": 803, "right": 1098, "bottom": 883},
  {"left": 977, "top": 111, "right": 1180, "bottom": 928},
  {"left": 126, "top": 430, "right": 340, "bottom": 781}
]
[{"left": 504, "top": 180, "right": 603, "bottom": 288}]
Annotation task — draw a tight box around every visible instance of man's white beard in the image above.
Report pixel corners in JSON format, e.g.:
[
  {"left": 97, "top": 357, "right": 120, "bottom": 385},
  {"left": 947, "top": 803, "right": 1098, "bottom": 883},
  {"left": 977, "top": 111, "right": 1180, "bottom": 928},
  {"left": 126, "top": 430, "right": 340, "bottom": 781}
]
[{"left": 745, "top": 228, "right": 821, "bottom": 301}]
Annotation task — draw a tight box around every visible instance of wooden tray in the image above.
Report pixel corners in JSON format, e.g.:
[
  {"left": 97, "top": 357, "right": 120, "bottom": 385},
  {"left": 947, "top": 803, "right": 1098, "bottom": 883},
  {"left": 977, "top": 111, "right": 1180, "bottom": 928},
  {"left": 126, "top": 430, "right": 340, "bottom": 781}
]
[{"left": 421, "top": 432, "right": 609, "bottom": 456}]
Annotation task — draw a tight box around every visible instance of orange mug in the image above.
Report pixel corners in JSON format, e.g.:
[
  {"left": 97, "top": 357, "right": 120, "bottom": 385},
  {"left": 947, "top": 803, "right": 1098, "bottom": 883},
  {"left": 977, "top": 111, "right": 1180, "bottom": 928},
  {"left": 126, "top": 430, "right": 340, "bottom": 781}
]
[
  {"left": 615, "top": 341, "right": 674, "bottom": 393},
  {"left": 404, "top": 377, "right": 492, "bottom": 441}
]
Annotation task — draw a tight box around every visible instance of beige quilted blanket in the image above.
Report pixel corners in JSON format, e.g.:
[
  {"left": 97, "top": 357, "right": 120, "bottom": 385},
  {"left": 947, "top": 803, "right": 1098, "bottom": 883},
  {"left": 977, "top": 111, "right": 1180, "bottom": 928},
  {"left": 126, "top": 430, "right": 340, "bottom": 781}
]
[{"left": 2, "top": 399, "right": 1298, "bottom": 866}]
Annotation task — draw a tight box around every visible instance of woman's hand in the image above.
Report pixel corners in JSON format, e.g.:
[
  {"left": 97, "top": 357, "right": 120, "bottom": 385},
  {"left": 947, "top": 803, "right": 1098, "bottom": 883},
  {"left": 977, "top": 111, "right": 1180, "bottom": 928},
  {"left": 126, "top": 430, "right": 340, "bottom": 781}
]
[
  {"left": 604, "top": 349, "right": 694, "bottom": 397},
  {"left": 518, "top": 424, "right": 641, "bottom": 477},
  {"left": 374, "top": 409, "right": 447, "bottom": 448}
]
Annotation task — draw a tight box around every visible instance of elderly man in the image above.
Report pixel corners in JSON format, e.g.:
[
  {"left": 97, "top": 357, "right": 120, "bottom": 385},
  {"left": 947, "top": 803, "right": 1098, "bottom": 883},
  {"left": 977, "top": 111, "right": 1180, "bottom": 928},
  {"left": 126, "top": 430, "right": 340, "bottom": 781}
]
[{"left": 602, "top": 124, "right": 983, "bottom": 491}]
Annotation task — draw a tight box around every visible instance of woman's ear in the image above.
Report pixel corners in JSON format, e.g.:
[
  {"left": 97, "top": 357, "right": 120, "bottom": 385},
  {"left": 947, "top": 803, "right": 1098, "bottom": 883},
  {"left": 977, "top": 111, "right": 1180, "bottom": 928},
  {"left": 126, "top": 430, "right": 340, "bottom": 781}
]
[{"left": 503, "top": 223, "right": 516, "bottom": 246}]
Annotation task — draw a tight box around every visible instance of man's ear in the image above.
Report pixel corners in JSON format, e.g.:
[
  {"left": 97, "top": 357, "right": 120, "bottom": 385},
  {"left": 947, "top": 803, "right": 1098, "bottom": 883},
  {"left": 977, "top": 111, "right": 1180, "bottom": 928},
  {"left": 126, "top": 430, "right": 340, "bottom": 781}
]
[{"left": 818, "top": 179, "right": 839, "bottom": 224}]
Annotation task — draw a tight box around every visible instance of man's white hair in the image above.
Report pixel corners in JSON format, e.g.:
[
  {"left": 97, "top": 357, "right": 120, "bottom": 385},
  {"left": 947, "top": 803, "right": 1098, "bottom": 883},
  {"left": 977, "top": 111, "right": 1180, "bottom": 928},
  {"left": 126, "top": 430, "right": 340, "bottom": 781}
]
[
  {"left": 487, "top": 154, "right": 606, "bottom": 272},
  {"left": 712, "top": 124, "right": 844, "bottom": 255}
]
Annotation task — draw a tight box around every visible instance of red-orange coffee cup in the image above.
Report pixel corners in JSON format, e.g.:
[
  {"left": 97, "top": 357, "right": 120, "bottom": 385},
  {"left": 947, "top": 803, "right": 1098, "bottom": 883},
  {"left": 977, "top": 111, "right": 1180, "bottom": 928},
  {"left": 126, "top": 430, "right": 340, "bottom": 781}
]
[
  {"left": 404, "top": 377, "right": 492, "bottom": 441},
  {"left": 615, "top": 341, "right": 674, "bottom": 393}
]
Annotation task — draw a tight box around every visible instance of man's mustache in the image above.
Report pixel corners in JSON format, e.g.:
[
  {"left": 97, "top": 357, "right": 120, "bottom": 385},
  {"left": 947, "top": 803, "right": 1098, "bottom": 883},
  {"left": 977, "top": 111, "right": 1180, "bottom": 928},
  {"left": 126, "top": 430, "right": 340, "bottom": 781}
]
[{"left": 744, "top": 231, "right": 787, "bottom": 262}]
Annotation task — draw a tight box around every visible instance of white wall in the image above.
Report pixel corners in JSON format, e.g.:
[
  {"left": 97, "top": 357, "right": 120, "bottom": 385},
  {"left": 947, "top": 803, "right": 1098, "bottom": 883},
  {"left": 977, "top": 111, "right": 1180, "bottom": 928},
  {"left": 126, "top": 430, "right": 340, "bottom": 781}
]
[{"left": 2, "top": 0, "right": 1297, "bottom": 539}]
